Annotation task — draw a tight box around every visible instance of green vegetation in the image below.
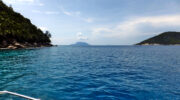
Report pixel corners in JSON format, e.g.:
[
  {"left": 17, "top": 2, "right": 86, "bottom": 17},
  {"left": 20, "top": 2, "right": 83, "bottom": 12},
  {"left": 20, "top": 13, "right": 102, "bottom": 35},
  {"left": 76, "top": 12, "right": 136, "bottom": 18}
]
[
  {"left": 0, "top": 0, "right": 51, "bottom": 48},
  {"left": 137, "top": 31, "right": 180, "bottom": 45}
]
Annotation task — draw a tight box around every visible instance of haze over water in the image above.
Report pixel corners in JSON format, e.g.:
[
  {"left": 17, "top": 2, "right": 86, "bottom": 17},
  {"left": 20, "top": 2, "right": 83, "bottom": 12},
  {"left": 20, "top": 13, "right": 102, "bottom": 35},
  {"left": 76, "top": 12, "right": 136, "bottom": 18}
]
[{"left": 0, "top": 46, "right": 180, "bottom": 100}]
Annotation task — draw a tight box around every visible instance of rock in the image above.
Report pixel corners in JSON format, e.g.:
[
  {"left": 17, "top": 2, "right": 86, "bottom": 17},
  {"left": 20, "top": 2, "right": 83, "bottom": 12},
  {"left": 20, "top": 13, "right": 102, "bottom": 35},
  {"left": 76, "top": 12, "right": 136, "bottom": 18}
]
[
  {"left": 14, "top": 42, "right": 26, "bottom": 48},
  {"left": 141, "top": 43, "right": 160, "bottom": 45},
  {"left": 0, "top": 40, "right": 53, "bottom": 49},
  {"left": 2, "top": 40, "right": 8, "bottom": 47},
  {"left": 33, "top": 43, "right": 37, "bottom": 46},
  {"left": 7, "top": 45, "right": 17, "bottom": 49}
]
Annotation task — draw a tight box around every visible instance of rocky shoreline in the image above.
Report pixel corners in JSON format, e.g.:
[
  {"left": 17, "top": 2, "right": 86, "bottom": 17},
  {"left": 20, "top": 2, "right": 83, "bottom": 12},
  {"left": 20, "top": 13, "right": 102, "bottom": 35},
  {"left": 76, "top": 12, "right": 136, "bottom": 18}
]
[
  {"left": 137, "top": 43, "right": 180, "bottom": 45},
  {"left": 0, "top": 41, "right": 52, "bottom": 49},
  {"left": 137, "top": 43, "right": 160, "bottom": 45}
]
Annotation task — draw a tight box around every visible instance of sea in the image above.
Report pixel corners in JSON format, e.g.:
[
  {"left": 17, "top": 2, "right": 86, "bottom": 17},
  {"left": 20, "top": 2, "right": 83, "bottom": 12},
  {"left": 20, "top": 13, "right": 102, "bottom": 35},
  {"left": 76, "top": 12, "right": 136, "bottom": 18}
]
[{"left": 0, "top": 46, "right": 180, "bottom": 100}]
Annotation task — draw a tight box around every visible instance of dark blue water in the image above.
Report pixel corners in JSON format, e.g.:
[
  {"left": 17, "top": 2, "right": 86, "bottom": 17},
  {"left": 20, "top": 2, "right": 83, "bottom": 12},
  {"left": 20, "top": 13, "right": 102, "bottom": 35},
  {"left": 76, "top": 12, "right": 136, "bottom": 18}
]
[{"left": 0, "top": 46, "right": 180, "bottom": 100}]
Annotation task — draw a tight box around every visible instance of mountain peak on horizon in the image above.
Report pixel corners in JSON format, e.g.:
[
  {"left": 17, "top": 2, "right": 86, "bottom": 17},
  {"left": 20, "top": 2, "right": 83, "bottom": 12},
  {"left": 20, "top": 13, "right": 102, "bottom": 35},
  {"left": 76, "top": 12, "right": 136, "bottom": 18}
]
[{"left": 71, "top": 42, "right": 90, "bottom": 46}]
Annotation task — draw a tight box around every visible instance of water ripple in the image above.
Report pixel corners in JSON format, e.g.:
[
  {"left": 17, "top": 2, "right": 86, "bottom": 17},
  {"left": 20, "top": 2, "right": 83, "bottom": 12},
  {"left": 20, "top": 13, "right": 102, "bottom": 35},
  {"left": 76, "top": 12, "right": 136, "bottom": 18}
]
[{"left": 0, "top": 46, "right": 180, "bottom": 99}]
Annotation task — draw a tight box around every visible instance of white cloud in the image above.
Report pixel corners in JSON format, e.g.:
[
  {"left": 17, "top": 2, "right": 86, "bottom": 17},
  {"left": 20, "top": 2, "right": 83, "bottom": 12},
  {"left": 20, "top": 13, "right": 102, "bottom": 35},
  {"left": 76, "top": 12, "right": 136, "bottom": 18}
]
[
  {"left": 3, "top": 0, "right": 44, "bottom": 6},
  {"left": 32, "top": 10, "right": 59, "bottom": 15},
  {"left": 76, "top": 32, "right": 88, "bottom": 40},
  {"left": 32, "top": 10, "right": 42, "bottom": 14},
  {"left": 60, "top": 6, "right": 95, "bottom": 23},
  {"left": 4, "top": 0, "right": 34, "bottom": 4},
  {"left": 39, "top": 27, "right": 48, "bottom": 32},
  {"left": 84, "top": 18, "right": 94, "bottom": 23},
  {"left": 91, "top": 15, "right": 180, "bottom": 44},
  {"left": 45, "top": 11, "right": 59, "bottom": 15},
  {"left": 38, "top": 3, "right": 44, "bottom": 6},
  {"left": 117, "top": 15, "right": 180, "bottom": 29},
  {"left": 61, "top": 7, "right": 81, "bottom": 17},
  {"left": 62, "top": 10, "right": 72, "bottom": 16}
]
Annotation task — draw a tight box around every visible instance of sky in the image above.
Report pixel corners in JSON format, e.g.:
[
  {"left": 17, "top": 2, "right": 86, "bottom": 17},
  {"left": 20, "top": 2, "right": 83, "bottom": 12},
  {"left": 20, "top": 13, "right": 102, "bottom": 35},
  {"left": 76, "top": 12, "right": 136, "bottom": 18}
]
[{"left": 3, "top": 0, "right": 180, "bottom": 45}]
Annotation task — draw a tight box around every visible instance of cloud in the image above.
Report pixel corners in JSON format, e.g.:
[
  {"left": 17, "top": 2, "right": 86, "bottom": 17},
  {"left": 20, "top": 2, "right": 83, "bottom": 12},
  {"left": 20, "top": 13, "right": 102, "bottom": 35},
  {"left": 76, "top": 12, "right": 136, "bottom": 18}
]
[
  {"left": 45, "top": 11, "right": 59, "bottom": 15},
  {"left": 3, "top": 0, "right": 44, "bottom": 6},
  {"left": 91, "top": 14, "right": 180, "bottom": 44},
  {"left": 32, "top": 10, "right": 42, "bottom": 13},
  {"left": 61, "top": 7, "right": 81, "bottom": 17},
  {"left": 60, "top": 6, "right": 94, "bottom": 23},
  {"left": 84, "top": 18, "right": 94, "bottom": 23},
  {"left": 76, "top": 32, "right": 88, "bottom": 41},
  {"left": 119, "top": 15, "right": 180, "bottom": 29},
  {"left": 62, "top": 10, "right": 72, "bottom": 16},
  {"left": 4, "top": 0, "right": 34, "bottom": 4},
  {"left": 32, "top": 10, "right": 59, "bottom": 15},
  {"left": 38, "top": 3, "right": 44, "bottom": 6},
  {"left": 39, "top": 27, "right": 48, "bottom": 32}
]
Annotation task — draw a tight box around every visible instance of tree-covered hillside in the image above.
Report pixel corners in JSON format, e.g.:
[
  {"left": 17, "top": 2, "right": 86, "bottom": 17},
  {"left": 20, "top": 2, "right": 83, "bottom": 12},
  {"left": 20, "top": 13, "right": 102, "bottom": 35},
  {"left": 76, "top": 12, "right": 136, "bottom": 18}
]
[
  {"left": 137, "top": 32, "right": 180, "bottom": 45},
  {"left": 0, "top": 0, "right": 51, "bottom": 48}
]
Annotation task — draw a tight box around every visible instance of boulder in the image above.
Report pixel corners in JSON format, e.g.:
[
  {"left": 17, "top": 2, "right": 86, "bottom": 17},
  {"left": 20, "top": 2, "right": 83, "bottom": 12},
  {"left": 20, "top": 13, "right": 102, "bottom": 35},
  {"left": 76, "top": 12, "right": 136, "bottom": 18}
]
[{"left": 7, "top": 45, "right": 17, "bottom": 49}]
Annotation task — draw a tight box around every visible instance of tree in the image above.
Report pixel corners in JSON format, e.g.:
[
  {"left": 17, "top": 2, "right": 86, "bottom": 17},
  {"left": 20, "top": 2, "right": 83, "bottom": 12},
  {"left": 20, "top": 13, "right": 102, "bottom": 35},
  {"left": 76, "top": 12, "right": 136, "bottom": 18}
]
[
  {"left": 9, "top": 4, "right": 13, "bottom": 10},
  {"left": 45, "top": 31, "right": 51, "bottom": 38},
  {"left": 0, "top": 0, "right": 51, "bottom": 46}
]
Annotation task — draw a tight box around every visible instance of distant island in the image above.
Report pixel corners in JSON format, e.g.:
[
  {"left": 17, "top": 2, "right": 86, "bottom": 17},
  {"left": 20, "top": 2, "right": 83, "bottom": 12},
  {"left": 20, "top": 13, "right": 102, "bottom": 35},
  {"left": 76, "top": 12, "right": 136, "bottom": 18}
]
[
  {"left": 0, "top": 1, "right": 52, "bottom": 49},
  {"left": 71, "top": 42, "right": 90, "bottom": 46},
  {"left": 137, "top": 31, "right": 180, "bottom": 45}
]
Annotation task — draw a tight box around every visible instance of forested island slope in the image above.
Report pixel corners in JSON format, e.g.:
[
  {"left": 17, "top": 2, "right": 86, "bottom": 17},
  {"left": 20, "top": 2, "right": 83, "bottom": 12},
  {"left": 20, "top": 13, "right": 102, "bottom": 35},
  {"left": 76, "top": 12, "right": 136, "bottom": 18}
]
[
  {"left": 0, "top": 0, "right": 52, "bottom": 49},
  {"left": 137, "top": 32, "right": 180, "bottom": 45}
]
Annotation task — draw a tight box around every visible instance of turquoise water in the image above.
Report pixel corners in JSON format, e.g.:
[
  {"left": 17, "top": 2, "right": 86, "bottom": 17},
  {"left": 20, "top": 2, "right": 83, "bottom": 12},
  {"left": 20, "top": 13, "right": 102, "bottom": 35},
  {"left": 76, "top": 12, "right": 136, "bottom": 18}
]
[{"left": 0, "top": 46, "right": 180, "bottom": 100}]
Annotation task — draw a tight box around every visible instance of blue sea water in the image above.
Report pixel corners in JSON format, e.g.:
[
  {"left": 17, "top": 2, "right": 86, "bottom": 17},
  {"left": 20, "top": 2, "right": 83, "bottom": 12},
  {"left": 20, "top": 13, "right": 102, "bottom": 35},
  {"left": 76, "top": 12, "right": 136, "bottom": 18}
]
[{"left": 0, "top": 46, "right": 180, "bottom": 100}]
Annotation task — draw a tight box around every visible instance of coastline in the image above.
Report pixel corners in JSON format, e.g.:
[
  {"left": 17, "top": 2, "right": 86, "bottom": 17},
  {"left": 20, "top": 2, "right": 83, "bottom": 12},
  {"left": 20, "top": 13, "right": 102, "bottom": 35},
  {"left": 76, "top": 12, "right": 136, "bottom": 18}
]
[
  {"left": 136, "top": 43, "right": 180, "bottom": 45},
  {"left": 0, "top": 42, "right": 53, "bottom": 50}
]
